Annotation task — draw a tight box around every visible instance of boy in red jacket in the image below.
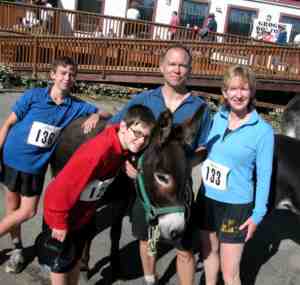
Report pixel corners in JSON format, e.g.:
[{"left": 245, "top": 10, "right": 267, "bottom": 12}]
[{"left": 37, "top": 105, "right": 155, "bottom": 285}]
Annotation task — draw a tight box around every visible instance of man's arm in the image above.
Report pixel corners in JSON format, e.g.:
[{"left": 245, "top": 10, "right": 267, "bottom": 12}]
[
  {"left": 196, "top": 105, "right": 213, "bottom": 147},
  {"left": 109, "top": 91, "right": 148, "bottom": 125}
]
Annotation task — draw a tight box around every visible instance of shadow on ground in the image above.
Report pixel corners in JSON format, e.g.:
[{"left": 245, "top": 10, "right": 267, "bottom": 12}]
[
  {"left": 241, "top": 209, "right": 300, "bottom": 285},
  {"left": 79, "top": 203, "right": 178, "bottom": 284}
]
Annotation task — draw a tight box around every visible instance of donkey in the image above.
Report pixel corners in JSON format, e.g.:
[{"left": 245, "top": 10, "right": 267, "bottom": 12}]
[
  {"left": 281, "top": 95, "right": 300, "bottom": 138},
  {"left": 270, "top": 134, "right": 300, "bottom": 214},
  {"left": 270, "top": 96, "right": 300, "bottom": 213},
  {"left": 50, "top": 106, "right": 207, "bottom": 277}
]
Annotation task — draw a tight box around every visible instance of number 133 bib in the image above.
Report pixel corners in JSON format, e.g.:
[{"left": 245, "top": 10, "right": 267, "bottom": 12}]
[{"left": 201, "top": 159, "right": 230, "bottom": 191}]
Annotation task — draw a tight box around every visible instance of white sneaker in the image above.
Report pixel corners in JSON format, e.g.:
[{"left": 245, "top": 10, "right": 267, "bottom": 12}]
[{"left": 5, "top": 249, "right": 25, "bottom": 274}]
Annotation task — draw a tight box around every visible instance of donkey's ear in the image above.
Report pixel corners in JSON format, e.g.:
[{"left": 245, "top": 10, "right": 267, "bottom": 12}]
[
  {"left": 191, "top": 146, "right": 208, "bottom": 167},
  {"left": 151, "top": 109, "right": 173, "bottom": 146},
  {"left": 182, "top": 105, "right": 207, "bottom": 145}
]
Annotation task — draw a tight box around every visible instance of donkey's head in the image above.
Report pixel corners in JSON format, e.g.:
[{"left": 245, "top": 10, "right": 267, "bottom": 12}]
[{"left": 136, "top": 106, "right": 207, "bottom": 242}]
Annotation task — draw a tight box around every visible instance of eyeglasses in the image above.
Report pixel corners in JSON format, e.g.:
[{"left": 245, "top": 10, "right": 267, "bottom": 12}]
[{"left": 129, "top": 127, "right": 150, "bottom": 142}]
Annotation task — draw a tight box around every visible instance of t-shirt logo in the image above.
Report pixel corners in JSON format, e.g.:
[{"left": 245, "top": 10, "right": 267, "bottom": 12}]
[
  {"left": 79, "top": 178, "right": 115, "bottom": 202},
  {"left": 27, "top": 121, "right": 61, "bottom": 148}
]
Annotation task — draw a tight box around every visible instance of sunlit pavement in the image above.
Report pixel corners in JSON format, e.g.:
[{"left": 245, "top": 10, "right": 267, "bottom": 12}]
[{"left": 0, "top": 91, "right": 300, "bottom": 284}]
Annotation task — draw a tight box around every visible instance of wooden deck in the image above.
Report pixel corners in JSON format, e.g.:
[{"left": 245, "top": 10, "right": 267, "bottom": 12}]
[
  {"left": 1, "top": 34, "right": 300, "bottom": 92},
  {"left": 1, "top": 2, "right": 300, "bottom": 93}
]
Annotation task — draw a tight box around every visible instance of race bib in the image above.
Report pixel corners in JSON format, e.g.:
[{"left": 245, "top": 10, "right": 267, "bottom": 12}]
[
  {"left": 201, "top": 159, "right": 230, "bottom": 191},
  {"left": 80, "top": 178, "right": 115, "bottom": 202},
  {"left": 27, "top": 122, "right": 61, "bottom": 148}
]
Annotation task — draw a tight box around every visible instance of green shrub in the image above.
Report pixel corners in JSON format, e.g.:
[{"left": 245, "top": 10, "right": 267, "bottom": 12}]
[
  {"left": 21, "top": 78, "right": 49, "bottom": 89},
  {"left": 0, "top": 65, "right": 14, "bottom": 89},
  {"left": 73, "top": 82, "right": 144, "bottom": 99}
]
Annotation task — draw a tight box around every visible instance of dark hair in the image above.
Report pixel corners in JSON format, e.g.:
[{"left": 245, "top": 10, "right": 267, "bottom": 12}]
[
  {"left": 123, "top": 105, "right": 156, "bottom": 128},
  {"left": 51, "top": 57, "right": 77, "bottom": 73},
  {"left": 160, "top": 44, "right": 192, "bottom": 66}
]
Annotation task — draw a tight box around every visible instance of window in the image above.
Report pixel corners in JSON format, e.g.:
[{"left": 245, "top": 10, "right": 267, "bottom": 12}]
[
  {"left": 280, "top": 15, "right": 300, "bottom": 42},
  {"left": 76, "top": 0, "right": 104, "bottom": 32},
  {"left": 129, "top": 0, "right": 155, "bottom": 21},
  {"left": 181, "top": 1, "right": 208, "bottom": 28},
  {"left": 77, "top": 0, "right": 104, "bottom": 14},
  {"left": 227, "top": 7, "right": 257, "bottom": 37}
]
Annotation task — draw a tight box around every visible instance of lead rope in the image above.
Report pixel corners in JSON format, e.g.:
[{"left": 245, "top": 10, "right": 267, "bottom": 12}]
[{"left": 147, "top": 224, "right": 160, "bottom": 256}]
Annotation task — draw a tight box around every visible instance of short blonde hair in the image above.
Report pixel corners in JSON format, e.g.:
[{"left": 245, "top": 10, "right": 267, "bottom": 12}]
[{"left": 221, "top": 65, "right": 256, "bottom": 109}]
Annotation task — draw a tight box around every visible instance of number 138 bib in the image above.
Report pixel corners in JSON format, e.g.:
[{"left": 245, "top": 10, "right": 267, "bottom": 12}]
[
  {"left": 201, "top": 159, "right": 230, "bottom": 191},
  {"left": 27, "top": 121, "right": 61, "bottom": 148}
]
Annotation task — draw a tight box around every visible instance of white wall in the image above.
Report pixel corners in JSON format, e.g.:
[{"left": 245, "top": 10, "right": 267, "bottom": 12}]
[
  {"left": 211, "top": 0, "right": 300, "bottom": 33},
  {"left": 209, "top": 1, "right": 227, "bottom": 33},
  {"left": 155, "top": 0, "right": 181, "bottom": 25},
  {"left": 58, "top": 0, "right": 78, "bottom": 34},
  {"left": 58, "top": 0, "right": 300, "bottom": 36},
  {"left": 59, "top": 0, "right": 77, "bottom": 10},
  {"left": 104, "top": 0, "right": 127, "bottom": 18}
]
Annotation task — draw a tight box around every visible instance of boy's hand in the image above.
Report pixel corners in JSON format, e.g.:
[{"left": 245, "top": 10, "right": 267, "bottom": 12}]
[
  {"left": 125, "top": 160, "right": 138, "bottom": 179},
  {"left": 52, "top": 228, "right": 67, "bottom": 242},
  {"left": 81, "top": 113, "right": 99, "bottom": 134},
  {"left": 81, "top": 111, "right": 112, "bottom": 134}
]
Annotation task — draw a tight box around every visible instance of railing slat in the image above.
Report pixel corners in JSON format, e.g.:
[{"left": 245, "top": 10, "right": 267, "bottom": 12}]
[{"left": 1, "top": 35, "right": 300, "bottom": 82}]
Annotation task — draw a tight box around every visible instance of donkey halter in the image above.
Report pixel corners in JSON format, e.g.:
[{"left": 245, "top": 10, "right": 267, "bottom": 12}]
[
  {"left": 136, "top": 154, "right": 187, "bottom": 256},
  {"left": 136, "top": 154, "right": 185, "bottom": 223}
]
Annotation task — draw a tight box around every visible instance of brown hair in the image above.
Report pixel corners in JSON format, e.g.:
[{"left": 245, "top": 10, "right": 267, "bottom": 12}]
[
  {"left": 51, "top": 57, "right": 77, "bottom": 74},
  {"left": 123, "top": 105, "right": 156, "bottom": 128},
  {"left": 221, "top": 65, "right": 256, "bottom": 109}
]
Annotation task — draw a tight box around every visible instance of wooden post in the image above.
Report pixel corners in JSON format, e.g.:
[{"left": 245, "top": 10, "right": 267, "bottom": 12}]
[{"left": 32, "top": 35, "right": 38, "bottom": 79}]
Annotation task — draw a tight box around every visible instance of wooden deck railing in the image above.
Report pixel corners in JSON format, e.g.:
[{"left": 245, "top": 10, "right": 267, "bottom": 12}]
[
  {"left": 0, "top": 1, "right": 273, "bottom": 45},
  {"left": 1, "top": 34, "right": 300, "bottom": 81}
]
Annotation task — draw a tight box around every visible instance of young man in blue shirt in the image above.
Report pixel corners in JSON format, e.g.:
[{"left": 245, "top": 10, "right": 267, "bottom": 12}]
[{"left": 0, "top": 56, "right": 109, "bottom": 274}]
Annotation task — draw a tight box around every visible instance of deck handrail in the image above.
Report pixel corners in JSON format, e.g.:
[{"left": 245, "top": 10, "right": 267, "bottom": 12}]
[
  {"left": 0, "top": 1, "right": 281, "bottom": 45},
  {"left": 1, "top": 34, "right": 299, "bottom": 82}
]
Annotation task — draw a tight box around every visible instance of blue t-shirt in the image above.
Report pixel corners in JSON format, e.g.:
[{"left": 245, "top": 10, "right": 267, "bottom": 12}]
[
  {"left": 110, "top": 87, "right": 212, "bottom": 149},
  {"left": 202, "top": 107, "right": 274, "bottom": 224},
  {"left": 3, "top": 87, "right": 98, "bottom": 174}
]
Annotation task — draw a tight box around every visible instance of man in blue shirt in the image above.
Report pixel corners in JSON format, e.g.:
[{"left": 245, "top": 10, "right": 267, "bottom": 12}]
[
  {"left": 110, "top": 45, "right": 211, "bottom": 285},
  {"left": 0, "top": 56, "right": 109, "bottom": 274}
]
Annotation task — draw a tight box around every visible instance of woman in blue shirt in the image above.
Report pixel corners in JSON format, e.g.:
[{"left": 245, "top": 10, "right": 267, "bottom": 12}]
[{"left": 197, "top": 65, "right": 274, "bottom": 285}]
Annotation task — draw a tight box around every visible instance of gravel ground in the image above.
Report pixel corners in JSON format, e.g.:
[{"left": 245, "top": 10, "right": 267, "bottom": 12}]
[{"left": 0, "top": 91, "right": 300, "bottom": 285}]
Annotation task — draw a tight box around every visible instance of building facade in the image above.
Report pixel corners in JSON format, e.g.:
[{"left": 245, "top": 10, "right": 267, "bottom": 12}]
[{"left": 59, "top": 0, "right": 300, "bottom": 42}]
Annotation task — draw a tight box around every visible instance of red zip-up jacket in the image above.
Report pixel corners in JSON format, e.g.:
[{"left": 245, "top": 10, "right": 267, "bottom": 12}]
[{"left": 44, "top": 125, "right": 128, "bottom": 231}]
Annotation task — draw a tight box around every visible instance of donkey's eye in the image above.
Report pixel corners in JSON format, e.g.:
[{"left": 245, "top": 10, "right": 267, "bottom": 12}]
[
  {"left": 156, "top": 173, "right": 169, "bottom": 184},
  {"left": 154, "top": 172, "right": 172, "bottom": 187}
]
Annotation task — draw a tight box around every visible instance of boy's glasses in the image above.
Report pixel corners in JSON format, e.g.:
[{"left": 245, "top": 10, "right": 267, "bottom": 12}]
[{"left": 129, "top": 127, "right": 150, "bottom": 143}]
